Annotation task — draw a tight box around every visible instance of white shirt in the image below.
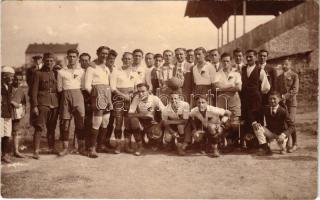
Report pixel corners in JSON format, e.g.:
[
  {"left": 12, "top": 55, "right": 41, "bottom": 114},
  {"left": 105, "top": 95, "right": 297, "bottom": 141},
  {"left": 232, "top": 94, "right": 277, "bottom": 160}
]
[
  {"left": 57, "top": 65, "right": 84, "bottom": 92},
  {"left": 132, "top": 63, "right": 146, "bottom": 84},
  {"left": 145, "top": 66, "right": 154, "bottom": 91},
  {"left": 246, "top": 64, "right": 270, "bottom": 94},
  {"left": 212, "top": 62, "right": 221, "bottom": 72},
  {"left": 129, "top": 94, "right": 165, "bottom": 114},
  {"left": 214, "top": 70, "right": 242, "bottom": 90},
  {"left": 193, "top": 62, "right": 216, "bottom": 85},
  {"left": 233, "top": 62, "right": 245, "bottom": 72},
  {"left": 110, "top": 66, "right": 137, "bottom": 91},
  {"left": 260, "top": 62, "right": 267, "bottom": 70},
  {"left": 190, "top": 105, "right": 226, "bottom": 124},
  {"left": 271, "top": 105, "right": 279, "bottom": 115},
  {"left": 162, "top": 101, "right": 190, "bottom": 120},
  {"left": 84, "top": 63, "right": 110, "bottom": 93},
  {"left": 176, "top": 61, "right": 192, "bottom": 73},
  {"left": 160, "top": 64, "right": 175, "bottom": 82}
]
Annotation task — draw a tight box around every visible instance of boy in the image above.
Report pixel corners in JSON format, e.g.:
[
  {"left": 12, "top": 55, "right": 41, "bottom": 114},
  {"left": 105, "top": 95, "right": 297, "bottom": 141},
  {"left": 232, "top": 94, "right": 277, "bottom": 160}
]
[
  {"left": 161, "top": 90, "right": 190, "bottom": 153},
  {"left": 11, "top": 73, "right": 28, "bottom": 158},
  {"left": 253, "top": 91, "right": 295, "bottom": 155},
  {"left": 177, "top": 95, "right": 231, "bottom": 157}
]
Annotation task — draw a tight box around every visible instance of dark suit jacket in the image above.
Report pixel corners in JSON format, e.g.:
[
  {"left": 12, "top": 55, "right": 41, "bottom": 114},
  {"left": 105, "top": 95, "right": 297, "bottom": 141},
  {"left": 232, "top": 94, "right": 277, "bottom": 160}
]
[
  {"left": 264, "top": 105, "right": 295, "bottom": 136},
  {"left": 26, "top": 65, "right": 41, "bottom": 97},
  {"left": 275, "top": 70, "right": 299, "bottom": 107},
  {"left": 31, "top": 66, "right": 59, "bottom": 108}
]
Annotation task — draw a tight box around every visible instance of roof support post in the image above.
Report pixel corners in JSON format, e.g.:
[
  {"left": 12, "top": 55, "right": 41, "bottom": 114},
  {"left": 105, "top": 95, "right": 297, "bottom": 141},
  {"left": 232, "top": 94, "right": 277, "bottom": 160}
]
[
  {"left": 234, "top": 5, "right": 237, "bottom": 40},
  {"left": 221, "top": 24, "right": 224, "bottom": 47},
  {"left": 243, "top": 0, "right": 246, "bottom": 34},
  {"left": 217, "top": 28, "right": 220, "bottom": 48},
  {"left": 227, "top": 17, "right": 229, "bottom": 43}
]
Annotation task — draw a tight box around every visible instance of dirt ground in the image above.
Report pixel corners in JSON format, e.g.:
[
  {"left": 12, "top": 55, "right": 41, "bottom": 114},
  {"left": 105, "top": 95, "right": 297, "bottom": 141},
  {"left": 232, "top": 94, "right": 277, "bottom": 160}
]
[{"left": 1, "top": 107, "right": 318, "bottom": 199}]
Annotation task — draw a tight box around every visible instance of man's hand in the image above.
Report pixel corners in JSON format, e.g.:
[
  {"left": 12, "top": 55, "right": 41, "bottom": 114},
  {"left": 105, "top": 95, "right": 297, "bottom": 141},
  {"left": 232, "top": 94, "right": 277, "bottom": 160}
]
[
  {"left": 33, "top": 107, "right": 39, "bottom": 116},
  {"left": 277, "top": 133, "right": 286, "bottom": 144}
]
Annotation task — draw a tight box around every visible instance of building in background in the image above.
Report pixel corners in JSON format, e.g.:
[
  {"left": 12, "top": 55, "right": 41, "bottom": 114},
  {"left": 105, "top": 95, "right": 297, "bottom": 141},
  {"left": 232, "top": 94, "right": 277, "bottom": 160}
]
[{"left": 185, "top": 0, "right": 319, "bottom": 107}]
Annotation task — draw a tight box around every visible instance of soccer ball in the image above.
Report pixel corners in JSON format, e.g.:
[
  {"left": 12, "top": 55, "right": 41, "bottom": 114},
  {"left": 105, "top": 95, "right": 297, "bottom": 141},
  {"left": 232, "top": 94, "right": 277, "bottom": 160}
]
[{"left": 167, "top": 77, "right": 183, "bottom": 91}]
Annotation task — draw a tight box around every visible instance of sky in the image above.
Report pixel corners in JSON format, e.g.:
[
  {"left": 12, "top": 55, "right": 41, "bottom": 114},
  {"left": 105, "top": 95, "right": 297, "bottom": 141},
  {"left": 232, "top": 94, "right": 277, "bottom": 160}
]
[{"left": 1, "top": 1, "right": 273, "bottom": 67}]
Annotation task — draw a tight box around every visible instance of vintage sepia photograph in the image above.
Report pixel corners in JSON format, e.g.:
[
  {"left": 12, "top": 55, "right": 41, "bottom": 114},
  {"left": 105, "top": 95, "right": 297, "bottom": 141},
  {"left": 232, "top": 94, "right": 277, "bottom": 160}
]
[{"left": 1, "top": 0, "right": 318, "bottom": 198}]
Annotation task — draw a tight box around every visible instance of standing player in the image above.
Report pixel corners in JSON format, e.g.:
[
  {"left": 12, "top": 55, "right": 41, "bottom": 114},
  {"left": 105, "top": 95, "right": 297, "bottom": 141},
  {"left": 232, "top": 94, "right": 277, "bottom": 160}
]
[
  {"left": 132, "top": 49, "right": 146, "bottom": 84},
  {"left": 31, "top": 53, "right": 59, "bottom": 159},
  {"left": 84, "top": 46, "right": 113, "bottom": 158},
  {"left": 232, "top": 48, "right": 245, "bottom": 72},
  {"left": 149, "top": 54, "right": 163, "bottom": 95},
  {"left": 128, "top": 83, "right": 165, "bottom": 155},
  {"left": 110, "top": 52, "right": 137, "bottom": 154},
  {"left": 144, "top": 52, "right": 155, "bottom": 91},
  {"left": 186, "top": 49, "right": 195, "bottom": 65},
  {"left": 209, "top": 49, "right": 221, "bottom": 72},
  {"left": 57, "top": 49, "right": 85, "bottom": 156}
]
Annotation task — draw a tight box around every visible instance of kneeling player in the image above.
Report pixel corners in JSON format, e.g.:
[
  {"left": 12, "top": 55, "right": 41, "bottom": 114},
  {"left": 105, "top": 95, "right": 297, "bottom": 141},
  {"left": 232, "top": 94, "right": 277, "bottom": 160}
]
[
  {"left": 252, "top": 91, "right": 295, "bottom": 156},
  {"left": 128, "top": 83, "right": 165, "bottom": 156},
  {"left": 161, "top": 90, "right": 190, "bottom": 153},
  {"left": 177, "top": 95, "right": 231, "bottom": 157}
]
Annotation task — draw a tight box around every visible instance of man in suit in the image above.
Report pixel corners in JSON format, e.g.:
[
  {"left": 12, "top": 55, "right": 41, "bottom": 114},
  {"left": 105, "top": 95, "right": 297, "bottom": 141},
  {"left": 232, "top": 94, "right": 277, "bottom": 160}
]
[
  {"left": 253, "top": 91, "right": 295, "bottom": 155},
  {"left": 31, "top": 53, "right": 59, "bottom": 159},
  {"left": 186, "top": 49, "right": 195, "bottom": 65},
  {"left": 232, "top": 48, "right": 245, "bottom": 72},
  {"left": 209, "top": 49, "right": 221, "bottom": 72},
  {"left": 240, "top": 49, "right": 270, "bottom": 149},
  {"left": 173, "top": 48, "right": 193, "bottom": 103},
  {"left": 275, "top": 58, "right": 299, "bottom": 152}
]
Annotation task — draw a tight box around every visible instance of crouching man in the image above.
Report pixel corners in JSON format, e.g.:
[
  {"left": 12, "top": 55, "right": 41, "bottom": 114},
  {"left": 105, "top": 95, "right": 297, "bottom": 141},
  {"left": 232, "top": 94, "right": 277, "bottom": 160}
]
[
  {"left": 253, "top": 91, "right": 295, "bottom": 156},
  {"left": 128, "top": 83, "right": 165, "bottom": 156},
  {"left": 161, "top": 90, "right": 190, "bottom": 153},
  {"left": 177, "top": 95, "right": 231, "bottom": 157}
]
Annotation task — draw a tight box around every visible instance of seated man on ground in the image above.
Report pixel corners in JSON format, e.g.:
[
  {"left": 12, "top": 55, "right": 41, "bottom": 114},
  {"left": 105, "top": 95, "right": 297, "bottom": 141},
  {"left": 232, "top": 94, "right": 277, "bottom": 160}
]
[
  {"left": 128, "top": 83, "right": 165, "bottom": 156},
  {"left": 177, "top": 95, "right": 231, "bottom": 157},
  {"left": 252, "top": 91, "right": 295, "bottom": 156}
]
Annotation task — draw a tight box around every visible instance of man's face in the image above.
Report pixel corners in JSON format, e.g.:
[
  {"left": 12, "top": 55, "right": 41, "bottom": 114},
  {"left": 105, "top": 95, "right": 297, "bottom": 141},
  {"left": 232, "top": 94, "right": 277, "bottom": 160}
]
[
  {"left": 175, "top": 49, "right": 185, "bottom": 63},
  {"left": 234, "top": 52, "right": 243, "bottom": 64},
  {"left": 106, "top": 55, "right": 116, "bottom": 67},
  {"left": 197, "top": 98, "right": 208, "bottom": 112},
  {"left": 154, "top": 57, "right": 163, "bottom": 68},
  {"left": 195, "top": 50, "right": 205, "bottom": 64},
  {"left": 67, "top": 53, "right": 78, "bottom": 66},
  {"left": 137, "top": 86, "right": 149, "bottom": 100},
  {"left": 163, "top": 51, "right": 173, "bottom": 64},
  {"left": 282, "top": 60, "right": 291, "bottom": 72},
  {"left": 186, "top": 51, "right": 194, "bottom": 63},
  {"left": 246, "top": 52, "right": 256, "bottom": 66},
  {"left": 145, "top": 54, "right": 154, "bottom": 67},
  {"left": 79, "top": 55, "right": 91, "bottom": 69},
  {"left": 221, "top": 56, "right": 231, "bottom": 70},
  {"left": 44, "top": 57, "right": 55, "bottom": 68},
  {"left": 269, "top": 95, "right": 280, "bottom": 107},
  {"left": 258, "top": 51, "right": 268, "bottom": 64},
  {"left": 133, "top": 52, "right": 143, "bottom": 65},
  {"left": 170, "top": 94, "right": 180, "bottom": 107},
  {"left": 35, "top": 59, "right": 42, "bottom": 66},
  {"left": 2, "top": 73, "right": 14, "bottom": 85},
  {"left": 209, "top": 50, "right": 220, "bottom": 63},
  {"left": 98, "top": 49, "right": 109, "bottom": 63},
  {"left": 122, "top": 53, "right": 133, "bottom": 68}
]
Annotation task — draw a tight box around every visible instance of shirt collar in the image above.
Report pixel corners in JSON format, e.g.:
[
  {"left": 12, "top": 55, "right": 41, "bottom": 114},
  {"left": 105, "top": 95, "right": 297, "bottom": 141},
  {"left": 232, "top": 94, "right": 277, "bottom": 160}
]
[{"left": 271, "top": 105, "right": 279, "bottom": 112}]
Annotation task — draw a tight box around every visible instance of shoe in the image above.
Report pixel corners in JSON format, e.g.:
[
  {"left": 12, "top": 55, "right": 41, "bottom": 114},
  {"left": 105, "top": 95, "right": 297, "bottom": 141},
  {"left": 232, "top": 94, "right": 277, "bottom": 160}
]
[
  {"left": 177, "top": 143, "right": 187, "bottom": 156},
  {"left": 96, "top": 145, "right": 107, "bottom": 153},
  {"left": 58, "top": 141, "right": 69, "bottom": 157},
  {"left": 32, "top": 151, "right": 40, "bottom": 160},
  {"left": 78, "top": 140, "right": 87, "bottom": 156},
  {"left": 134, "top": 142, "right": 143, "bottom": 156},
  {"left": 280, "top": 149, "right": 286, "bottom": 155},
  {"left": 13, "top": 151, "right": 26, "bottom": 158},
  {"left": 88, "top": 147, "right": 98, "bottom": 158},
  {"left": 210, "top": 145, "right": 220, "bottom": 157},
  {"left": 256, "top": 148, "right": 273, "bottom": 156},
  {"left": 124, "top": 139, "right": 134, "bottom": 153},
  {"left": 114, "top": 140, "right": 121, "bottom": 154},
  {"left": 1, "top": 154, "right": 12, "bottom": 163},
  {"left": 287, "top": 145, "right": 298, "bottom": 153}
]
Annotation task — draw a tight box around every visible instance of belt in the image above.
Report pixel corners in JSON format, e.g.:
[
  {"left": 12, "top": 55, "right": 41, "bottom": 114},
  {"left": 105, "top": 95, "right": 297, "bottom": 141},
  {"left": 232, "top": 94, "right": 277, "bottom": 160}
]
[{"left": 39, "top": 88, "right": 57, "bottom": 93}]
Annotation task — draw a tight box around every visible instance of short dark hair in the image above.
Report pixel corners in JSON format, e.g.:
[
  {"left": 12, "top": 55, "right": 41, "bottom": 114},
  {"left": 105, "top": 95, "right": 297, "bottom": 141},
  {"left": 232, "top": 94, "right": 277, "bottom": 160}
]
[
  {"left": 108, "top": 49, "right": 118, "bottom": 57},
  {"left": 233, "top": 48, "right": 242, "bottom": 55},
  {"left": 268, "top": 91, "right": 281, "bottom": 98},
  {"left": 136, "top": 82, "right": 149, "bottom": 90},
  {"left": 186, "top": 49, "right": 194, "bottom": 53},
  {"left": 96, "top": 46, "right": 110, "bottom": 55},
  {"left": 245, "top": 49, "right": 257, "bottom": 56},
  {"left": 154, "top": 54, "right": 163, "bottom": 59},
  {"left": 221, "top": 52, "right": 231, "bottom": 59},
  {"left": 133, "top": 49, "right": 144, "bottom": 56},
  {"left": 32, "top": 55, "right": 42, "bottom": 60},
  {"left": 43, "top": 52, "right": 55, "bottom": 60},
  {"left": 67, "top": 49, "right": 79, "bottom": 56},
  {"left": 195, "top": 94, "right": 208, "bottom": 102},
  {"left": 122, "top": 52, "right": 133, "bottom": 59},
  {"left": 209, "top": 49, "right": 219, "bottom": 54},
  {"left": 194, "top": 47, "right": 207, "bottom": 56},
  {"left": 80, "top": 53, "right": 91, "bottom": 60},
  {"left": 163, "top": 49, "right": 173, "bottom": 56},
  {"left": 145, "top": 52, "right": 154, "bottom": 57},
  {"left": 174, "top": 48, "right": 186, "bottom": 54},
  {"left": 259, "top": 49, "right": 269, "bottom": 55}
]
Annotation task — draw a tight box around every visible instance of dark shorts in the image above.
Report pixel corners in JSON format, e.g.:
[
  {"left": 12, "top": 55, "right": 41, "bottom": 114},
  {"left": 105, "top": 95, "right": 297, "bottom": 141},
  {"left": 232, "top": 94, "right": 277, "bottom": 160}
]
[
  {"left": 60, "top": 89, "right": 85, "bottom": 119},
  {"left": 91, "top": 84, "right": 113, "bottom": 113}
]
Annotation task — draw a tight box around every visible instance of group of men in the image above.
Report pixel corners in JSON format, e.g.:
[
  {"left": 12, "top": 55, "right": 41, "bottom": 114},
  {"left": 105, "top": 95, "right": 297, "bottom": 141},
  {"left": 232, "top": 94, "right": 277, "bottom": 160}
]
[{"left": 1, "top": 45, "right": 299, "bottom": 163}]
